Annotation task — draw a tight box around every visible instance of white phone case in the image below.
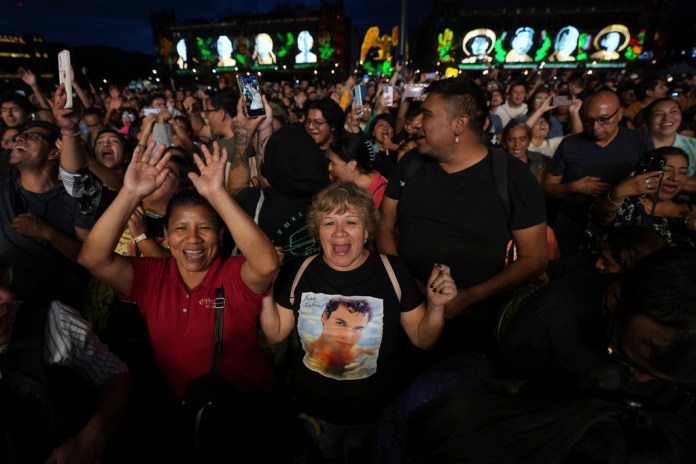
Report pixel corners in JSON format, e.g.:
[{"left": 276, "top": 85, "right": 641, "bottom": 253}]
[{"left": 58, "top": 50, "right": 73, "bottom": 109}]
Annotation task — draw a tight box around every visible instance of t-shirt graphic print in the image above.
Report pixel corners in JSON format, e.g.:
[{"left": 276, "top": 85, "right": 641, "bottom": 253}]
[{"left": 298, "top": 292, "right": 383, "bottom": 380}]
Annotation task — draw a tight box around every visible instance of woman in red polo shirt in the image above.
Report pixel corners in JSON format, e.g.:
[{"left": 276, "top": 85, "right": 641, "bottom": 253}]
[{"left": 77, "top": 142, "right": 279, "bottom": 455}]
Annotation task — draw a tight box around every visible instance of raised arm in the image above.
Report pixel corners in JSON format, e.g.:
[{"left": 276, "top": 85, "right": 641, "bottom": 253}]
[
  {"left": 400, "top": 263, "right": 455, "bottom": 349},
  {"left": 189, "top": 143, "right": 278, "bottom": 293},
  {"left": 568, "top": 97, "right": 583, "bottom": 135},
  {"left": 227, "top": 95, "right": 272, "bottom": 195},
  {"left": 524, "top": 96, "right": 554, "bottom": 129},
  {"left": 261, "top": 301, "right": 296, "bottom": 344},
  {"left": 18, "top": 67, "right": 54, "bottom": 122},
  {"left": 52, "top": 85, "right": 123, "bottom": 191},
  {"left": 78, "top": 144, "right": 173, "bottom": 295},
  {"left": 184, "top": 96, "right": 211, "bottom": 141},
  {"left": 592, "top": 170, "right": 662, "bottom": 225}
]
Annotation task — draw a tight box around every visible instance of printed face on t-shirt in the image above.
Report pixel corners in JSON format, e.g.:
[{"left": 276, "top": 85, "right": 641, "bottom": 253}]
[{"left": 298, "top": 293, "right": 383, "bottom": 380}]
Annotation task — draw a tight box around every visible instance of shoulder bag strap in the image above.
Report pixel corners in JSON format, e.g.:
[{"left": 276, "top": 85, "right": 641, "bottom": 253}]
[
  {"left": 232, "top": 191, "right": 265, "bottom": 257},
  {"left": 379, "top": 254, "right": 402, "bottom": 303},
  {"left": 210, "top": 287, "right": 225, "bottom": 379},
  {"left": 253, "top": 190, "right": 265, "bottom": 223},
  {"left": 289, "top": 255, "right": 318, "bottom": 306}
]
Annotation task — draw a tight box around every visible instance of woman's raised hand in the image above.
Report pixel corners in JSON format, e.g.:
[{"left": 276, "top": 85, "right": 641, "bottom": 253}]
[
  {"left": 426, "top": 263, "right": 458, "bottom": 307},
  {"left": 189, "top": 142, "right": 227, "bottom": 197},
  {"left": 123, "top": 143, "right": 172, "bottom": 198}
]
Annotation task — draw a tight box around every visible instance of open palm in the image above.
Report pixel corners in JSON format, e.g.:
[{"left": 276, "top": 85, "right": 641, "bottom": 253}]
[{"left": 123, "top": 144, "right": 172, "bottom": 197}]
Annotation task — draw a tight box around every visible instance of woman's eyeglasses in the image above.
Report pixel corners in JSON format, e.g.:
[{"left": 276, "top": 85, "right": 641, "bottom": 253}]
[{"left": 305, "top": 119, "right": 328, "bottom": 128}]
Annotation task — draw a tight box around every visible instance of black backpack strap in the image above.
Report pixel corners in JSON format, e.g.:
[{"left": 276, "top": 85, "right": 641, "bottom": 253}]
[
  {"left": 489, "top": 147, "right": 511, "bottom": 224},
  {"left": 489, "top": 148, "right": 515, "bottom": 264},
  {"left": 210, "top": 287, "right": 225, "bottom": 379},
  {"left": 398, "top": 149, "right": 425, "bottom": 189}
]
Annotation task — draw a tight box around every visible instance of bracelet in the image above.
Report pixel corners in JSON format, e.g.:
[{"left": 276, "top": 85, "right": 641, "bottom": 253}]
[
  {"left": 61, "top": 129, "right": 81, "bottom": 137},
  {"left": 606, "top": 191, "right": 623, "bottom": 207},
  {"left": 133, "top": 233, "right": 148, "bottom": 244}
]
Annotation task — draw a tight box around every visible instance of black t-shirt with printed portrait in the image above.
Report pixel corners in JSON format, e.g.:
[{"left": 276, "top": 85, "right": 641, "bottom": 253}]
[{"left": 274, "top": 251, "right": 423, "bottom": 425}]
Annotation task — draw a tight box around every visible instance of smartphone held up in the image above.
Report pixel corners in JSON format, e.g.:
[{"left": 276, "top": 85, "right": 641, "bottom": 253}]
[
  {"left": 237, "top": 75, "right": 266, "bottom": 118},
  {"left": 58, "top": 50, "right": 73, "bottom": 109}
]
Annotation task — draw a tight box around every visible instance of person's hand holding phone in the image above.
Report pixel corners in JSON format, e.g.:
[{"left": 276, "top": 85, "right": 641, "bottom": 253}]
[{"left": 232, "top": 95, "right": 271, "bottom": 134}]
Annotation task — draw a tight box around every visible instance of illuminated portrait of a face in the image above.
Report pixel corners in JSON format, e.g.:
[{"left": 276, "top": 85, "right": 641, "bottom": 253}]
[
  {"left": 506, "top": 27, "right": 534, "bottom": 62},
  {"left": 254, "top": 33, "right": 276, "bottom": 65},
  {"left": 216, "top": 35, "right": 236, "bottom": 67},
  {"left": 591, "top": 25, "right": 630, "bottom": 61},
  {"left": 471, "top": 36, "right": 490, "bottom": 56},
  {"left": 512, "top": 28, "right": 534, "bottom": 55},
  {"left": 296, "top": 30, "right": 317, "bottom": 64},
  {"left": 461, "top": 28, "right": 496, "bottom": 63},
  {"left": 603, "top": 32, "right": 621, "bottom": 53},
  {"left": 555, "top": 26, "right": 579, "bottom": 56},
  {"left": 176, "top": 38, "right": 187, "bottom": 70}
]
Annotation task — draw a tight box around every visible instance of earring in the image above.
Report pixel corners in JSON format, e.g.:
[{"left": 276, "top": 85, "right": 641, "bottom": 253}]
[{"left": 454, "top": 133, "right": 460, "bottom": 143}]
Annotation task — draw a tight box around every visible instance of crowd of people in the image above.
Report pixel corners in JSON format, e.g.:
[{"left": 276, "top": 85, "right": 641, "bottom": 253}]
[{"left": 1, "top": 58, "right": 696, "bottom": 463}]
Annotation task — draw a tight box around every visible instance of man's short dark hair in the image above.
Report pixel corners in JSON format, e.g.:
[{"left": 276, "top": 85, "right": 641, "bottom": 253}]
[
  {"left": 209, "top": 91, "right": 239, "bottom": 117},
  {"left": 404, "top": 101, "right": 422, "bottom": 121},
  {"left": 305, "top": 96, "right": 345, "bottom": 134},
  {"left": 149, "top": 93, "right": 166, "bottom": 105},
  {"left": 83, "top": 107, "right": 104, "bottom": 118},
  {"left": 1, "top": 93, "right": 34, "bottom": 113},
  {"left": 22, "top": 121, "right": 60, "bottom": 145},
  {"left": 568, "top": 76, "right": 585, "bottom": 89},
  {"left": 509, "top": 81, "right": 527, "bottom": 93},
  {"left": 636, "top": 76, "right": 664, "bottom": 100},
  {"left": 425, "top": 77, "right": 488, "bottom": 135},
  {"left": 324, "top": 298, "right": 373, "bottom": 323}
]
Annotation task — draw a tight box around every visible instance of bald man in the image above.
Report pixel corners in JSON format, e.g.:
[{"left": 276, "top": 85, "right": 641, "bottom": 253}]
[{"left": 542, "top": 90, "right": 653, "bottom": 256}]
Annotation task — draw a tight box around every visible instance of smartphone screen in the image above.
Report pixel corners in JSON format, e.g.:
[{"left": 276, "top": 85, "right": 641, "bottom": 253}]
[
  {"left": 404, "top": 84, "right": 428, "bottom": 101},
  {"left": 143, "top": 108, "right": 162, "bottom": 116},
  {"left": 237, "top": 75, "right": 266, "bottom": 118},
  {"left": 551, "top": 95, "right": 572, "bottom": 107}
]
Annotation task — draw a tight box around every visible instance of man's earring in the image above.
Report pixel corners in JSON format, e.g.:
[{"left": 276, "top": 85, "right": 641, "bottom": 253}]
[{"left": 454, "top": 133, "right": 460, "bottom": 143}]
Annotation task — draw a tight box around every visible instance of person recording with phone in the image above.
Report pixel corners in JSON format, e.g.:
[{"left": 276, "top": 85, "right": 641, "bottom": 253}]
[
  {"left": 523, "top": 93, "right": 583, "bottom": 158},
  {"left": 590, "top": 147, "right": 695, "bottom": 248}
]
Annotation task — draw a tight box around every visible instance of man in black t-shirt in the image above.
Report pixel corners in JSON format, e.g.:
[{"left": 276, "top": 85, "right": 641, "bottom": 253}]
[
  {"left": 376, "top": 77, "right": 547, "bottom": 354},
  {"left": 542, "top": 90, "right": 653, "bottom": 256}
]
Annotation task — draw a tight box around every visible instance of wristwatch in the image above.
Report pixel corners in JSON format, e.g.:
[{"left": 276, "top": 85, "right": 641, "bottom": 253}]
[{"left": 133, "top": 233, "right": 148, "bottom": 244}]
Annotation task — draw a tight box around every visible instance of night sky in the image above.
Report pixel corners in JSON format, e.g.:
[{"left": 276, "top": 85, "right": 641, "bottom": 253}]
[
  {"left": 2, "top": 1, "right": 694, "bottom": 55},
  {"left": 1, "top": 0, "right": 433, "bottom": 54}
]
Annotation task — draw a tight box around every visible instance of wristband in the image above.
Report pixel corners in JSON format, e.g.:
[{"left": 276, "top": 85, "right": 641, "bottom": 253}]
[
  {"left": 133, "top": 233, "right": 148, "bottom": 244},
  {"left": 61, "top": 129, "right": 81, "bottom": 137}
]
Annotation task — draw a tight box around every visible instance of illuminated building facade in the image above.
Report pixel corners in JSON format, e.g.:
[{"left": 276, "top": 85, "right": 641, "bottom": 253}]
[
  {"left": 150, "top": 2, "right": 351, "bottom": 80},
  {"left": 0, "top": 34, "right": 53, "bottom": 83},
  {"left": 414, "top": 0, "right": 692, "bottom": 72}
]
